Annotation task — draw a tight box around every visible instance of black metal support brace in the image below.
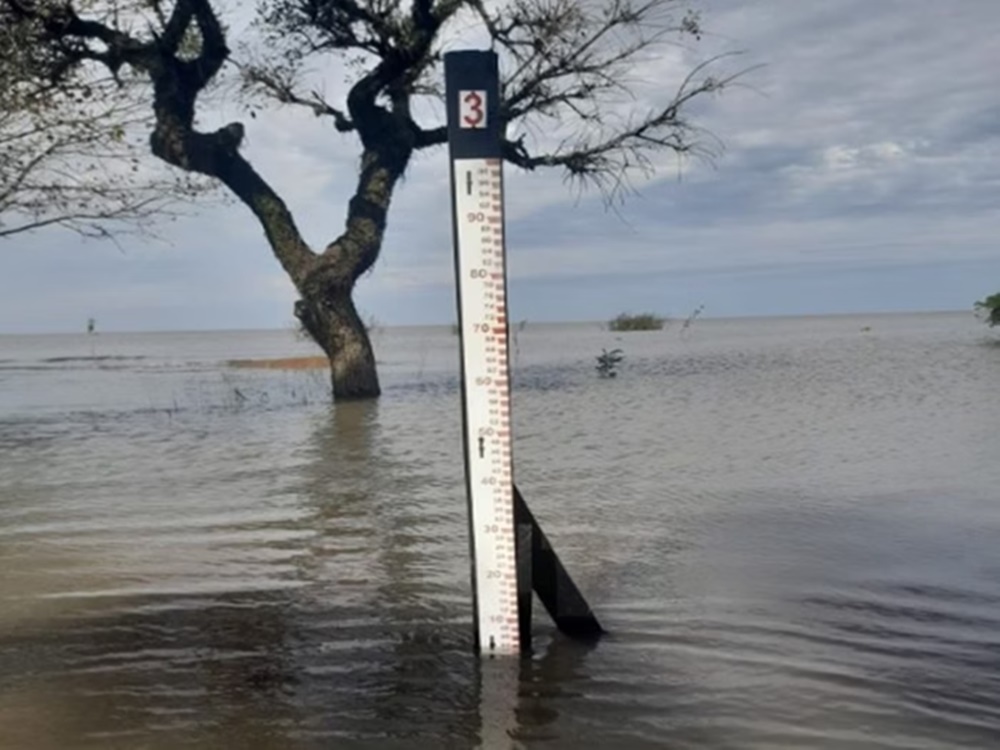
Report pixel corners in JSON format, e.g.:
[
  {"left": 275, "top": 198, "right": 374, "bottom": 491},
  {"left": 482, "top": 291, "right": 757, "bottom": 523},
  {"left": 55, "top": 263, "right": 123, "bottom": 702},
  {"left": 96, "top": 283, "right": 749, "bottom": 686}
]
[{"left": 514, "top": 484, "right": 604, "bottom": 650}]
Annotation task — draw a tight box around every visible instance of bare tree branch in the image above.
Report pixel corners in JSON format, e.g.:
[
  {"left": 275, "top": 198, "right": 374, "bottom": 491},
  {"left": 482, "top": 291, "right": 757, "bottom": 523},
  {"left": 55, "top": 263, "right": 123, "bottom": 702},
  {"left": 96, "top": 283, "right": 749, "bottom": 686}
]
[
  {"left": 0, "top": 195, "right": 175, "bottom": 240},
  {"left": 502, "top": 55, "right": 749, "bottom": 203},
  {"left": 4, "top": 0, "right": 751, "bottom": 400},
  {"left": 0, "top": 11, "right": 212, "bottom": 240},
  {"left": 3, "top": 0, "right": 320, "bottom": 283},
  {"left": 458, "top": 0, "right": 751, "bottom": 202},
  {"left": 237, "top": 60, "right": 355, "bottom": 131}
]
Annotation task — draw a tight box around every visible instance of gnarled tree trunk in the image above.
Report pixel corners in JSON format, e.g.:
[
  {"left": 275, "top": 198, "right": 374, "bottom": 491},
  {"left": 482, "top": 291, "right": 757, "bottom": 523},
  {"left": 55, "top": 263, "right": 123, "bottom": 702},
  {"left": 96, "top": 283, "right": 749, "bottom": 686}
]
[
  {"left": 291, "top": 142, "right": 409, "bottom": 400},
  {"left": 295, "top": 282, "right": 378, "bottom": 400},
  {"left": 15, "top": 0, "right": 737, "bottom": 403},
  {"left": 16, "top": 0, "right": 440, "bottom": 401}
]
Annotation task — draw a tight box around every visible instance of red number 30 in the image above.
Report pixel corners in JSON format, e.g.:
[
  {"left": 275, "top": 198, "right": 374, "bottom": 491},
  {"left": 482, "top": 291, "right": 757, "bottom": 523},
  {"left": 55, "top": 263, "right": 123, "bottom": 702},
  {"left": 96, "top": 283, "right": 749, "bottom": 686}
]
[{"left": 461, "top": 90, "right": 486, "bottom": 129}]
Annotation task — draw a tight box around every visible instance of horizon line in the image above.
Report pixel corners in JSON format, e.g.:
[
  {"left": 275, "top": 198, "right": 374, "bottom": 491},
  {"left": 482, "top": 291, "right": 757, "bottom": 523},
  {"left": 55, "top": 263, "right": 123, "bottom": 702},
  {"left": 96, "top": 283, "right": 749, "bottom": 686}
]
[{"left": 0, "top": 307, "right": 976, "bottom": 337}]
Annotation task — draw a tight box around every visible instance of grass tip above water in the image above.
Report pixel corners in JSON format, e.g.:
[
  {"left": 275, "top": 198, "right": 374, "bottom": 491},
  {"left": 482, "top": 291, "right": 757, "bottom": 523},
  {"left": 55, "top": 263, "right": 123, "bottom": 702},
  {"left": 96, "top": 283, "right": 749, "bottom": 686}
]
[{"left": 227, "top": 356, "right": 329, "bottom": 370}]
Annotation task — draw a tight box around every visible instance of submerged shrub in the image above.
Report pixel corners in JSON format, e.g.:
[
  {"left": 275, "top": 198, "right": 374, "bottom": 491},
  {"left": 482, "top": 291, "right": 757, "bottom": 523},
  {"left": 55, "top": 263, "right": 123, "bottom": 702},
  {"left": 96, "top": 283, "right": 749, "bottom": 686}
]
[
  {"left": 608, "top": 312, "right": 665, "bottom": 331},
  {"left": 975, "top": 293, "right": 1000, "bottom": 327},
  {"left": 596, "top": 348, "right": 624, "bottom": 378}
]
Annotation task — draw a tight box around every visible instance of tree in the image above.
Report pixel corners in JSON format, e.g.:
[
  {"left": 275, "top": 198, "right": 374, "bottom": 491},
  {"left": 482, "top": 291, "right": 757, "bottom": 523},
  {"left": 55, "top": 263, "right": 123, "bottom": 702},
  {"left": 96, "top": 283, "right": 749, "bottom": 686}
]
[
  {"left": 5, "top": 0, "right": 742, "bottom": 400},
  {"left": 975, "top": 293, "right": 1000, "bottom": 327},
  {"left": 0, "top": 12, "right": 207, "bottom": 240}
]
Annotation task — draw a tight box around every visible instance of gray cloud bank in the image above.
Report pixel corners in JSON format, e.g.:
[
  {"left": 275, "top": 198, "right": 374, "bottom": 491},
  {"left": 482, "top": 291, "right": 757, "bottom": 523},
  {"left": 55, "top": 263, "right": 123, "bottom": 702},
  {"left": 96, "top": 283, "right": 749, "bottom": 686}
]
[{"left": 1, "top": 0, "right": 998, "bottom": 332}]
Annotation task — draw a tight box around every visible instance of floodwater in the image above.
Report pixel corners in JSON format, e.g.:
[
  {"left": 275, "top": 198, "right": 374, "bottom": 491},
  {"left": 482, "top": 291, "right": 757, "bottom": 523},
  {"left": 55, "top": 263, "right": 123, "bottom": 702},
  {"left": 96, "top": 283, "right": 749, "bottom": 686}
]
[{"left": 1, "top": 313, "right": 999, "bottom": 749}]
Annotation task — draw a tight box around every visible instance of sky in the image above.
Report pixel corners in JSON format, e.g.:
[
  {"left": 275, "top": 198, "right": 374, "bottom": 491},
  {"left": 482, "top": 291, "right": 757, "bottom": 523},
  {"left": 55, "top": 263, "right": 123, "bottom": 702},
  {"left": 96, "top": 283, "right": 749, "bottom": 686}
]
[{"left": 1, "top": 0, "right": 999, "bottom": 333}]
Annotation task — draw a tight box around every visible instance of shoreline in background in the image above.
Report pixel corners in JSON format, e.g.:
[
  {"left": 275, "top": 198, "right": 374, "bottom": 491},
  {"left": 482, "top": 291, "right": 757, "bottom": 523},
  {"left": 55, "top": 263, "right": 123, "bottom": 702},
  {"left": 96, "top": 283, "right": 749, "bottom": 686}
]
[{"left": 0, "top": 308, "right": 977, "bottom": 338}]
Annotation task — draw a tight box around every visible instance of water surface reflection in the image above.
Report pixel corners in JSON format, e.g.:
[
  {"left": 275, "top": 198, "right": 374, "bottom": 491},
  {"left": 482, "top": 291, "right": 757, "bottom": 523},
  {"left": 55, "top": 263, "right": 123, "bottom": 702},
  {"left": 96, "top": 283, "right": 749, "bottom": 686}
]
[{"left": 2, "top": 315, "right": 1000, "bottom": 748}]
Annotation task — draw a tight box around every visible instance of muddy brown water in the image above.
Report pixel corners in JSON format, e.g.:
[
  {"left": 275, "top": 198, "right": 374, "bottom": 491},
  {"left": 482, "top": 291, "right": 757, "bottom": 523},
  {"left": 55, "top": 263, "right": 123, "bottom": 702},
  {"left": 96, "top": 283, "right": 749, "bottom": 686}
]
[{"left": 2, "top": 313, "right": 999, "bottom": 749}]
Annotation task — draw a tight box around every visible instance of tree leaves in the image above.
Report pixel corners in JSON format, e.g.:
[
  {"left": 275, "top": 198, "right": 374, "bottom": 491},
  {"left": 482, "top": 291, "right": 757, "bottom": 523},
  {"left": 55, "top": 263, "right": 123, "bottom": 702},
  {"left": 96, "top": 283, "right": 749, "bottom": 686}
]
[{"left": 0, "top": 2, "right": 215, "bottom": 240}]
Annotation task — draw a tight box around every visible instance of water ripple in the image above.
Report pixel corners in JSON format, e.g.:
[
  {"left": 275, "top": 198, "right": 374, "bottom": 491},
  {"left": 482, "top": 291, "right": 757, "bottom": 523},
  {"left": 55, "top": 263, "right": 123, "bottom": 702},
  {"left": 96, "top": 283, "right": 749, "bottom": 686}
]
[{"left": 2, "top": 315, "right": 999, "bottom": 748}]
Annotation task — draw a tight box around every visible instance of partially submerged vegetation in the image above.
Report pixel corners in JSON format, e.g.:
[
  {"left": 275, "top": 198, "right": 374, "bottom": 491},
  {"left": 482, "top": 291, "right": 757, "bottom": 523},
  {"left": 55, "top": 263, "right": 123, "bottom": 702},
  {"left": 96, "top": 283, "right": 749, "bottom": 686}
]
[
  {"left": 596, "top": 348, "right": 624, "bottom": 378},
  {"left": 975, "top": 293, "right": 1000, "bottom": 327},
  {"left": 228, "top": 357, "right": 328, "bottom": 370},
  {"left": 680, "top": 304, "right": 706, "bottom": 337},
  {"left": 608, "top": 313, "right": 665, "bottom": 332}
]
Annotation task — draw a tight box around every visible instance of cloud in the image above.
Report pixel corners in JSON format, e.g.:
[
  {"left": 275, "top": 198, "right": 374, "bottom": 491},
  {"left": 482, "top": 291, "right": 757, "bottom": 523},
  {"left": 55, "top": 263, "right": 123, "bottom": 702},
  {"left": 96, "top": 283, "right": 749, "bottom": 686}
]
[{"left": 2, "top": 0, "right": 999, "bottom": 332}]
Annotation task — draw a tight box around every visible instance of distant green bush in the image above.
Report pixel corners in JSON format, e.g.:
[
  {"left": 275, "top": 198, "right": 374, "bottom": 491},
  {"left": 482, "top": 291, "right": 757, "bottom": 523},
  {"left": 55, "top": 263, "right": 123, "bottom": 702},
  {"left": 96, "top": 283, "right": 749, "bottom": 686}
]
[
  {"left": 975, "top": 293, "right": 1000, "bottom": 327},
  {"left": 608, "top": 312, "right": 665, "bottom": 332}
]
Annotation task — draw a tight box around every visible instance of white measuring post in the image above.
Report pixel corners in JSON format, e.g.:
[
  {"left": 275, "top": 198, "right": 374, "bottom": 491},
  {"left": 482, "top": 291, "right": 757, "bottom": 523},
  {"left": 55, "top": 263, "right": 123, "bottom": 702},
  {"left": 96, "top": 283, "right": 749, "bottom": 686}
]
[
  {"left": 445, "top": 51, "right": 520, "bottom": 655},
  {"left": 445, "top": 51, "right": 603, "bottom": 657}
]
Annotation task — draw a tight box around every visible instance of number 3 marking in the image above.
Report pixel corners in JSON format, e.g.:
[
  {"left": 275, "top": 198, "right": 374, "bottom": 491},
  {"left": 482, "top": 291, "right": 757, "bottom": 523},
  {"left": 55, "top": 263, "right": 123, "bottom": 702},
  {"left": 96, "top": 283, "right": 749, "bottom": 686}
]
[{"left": 461, "top": 90, "right": 486, "bottom": 129}]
